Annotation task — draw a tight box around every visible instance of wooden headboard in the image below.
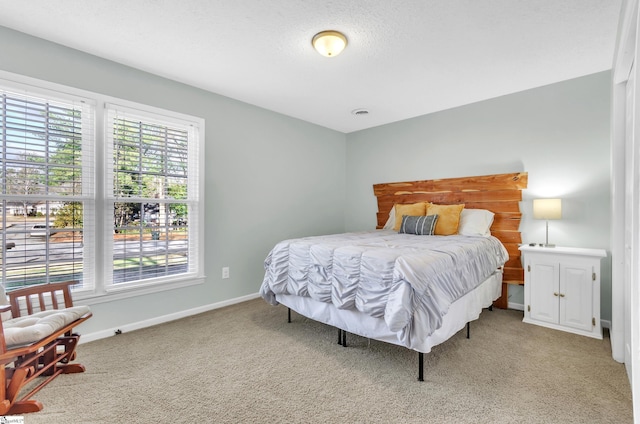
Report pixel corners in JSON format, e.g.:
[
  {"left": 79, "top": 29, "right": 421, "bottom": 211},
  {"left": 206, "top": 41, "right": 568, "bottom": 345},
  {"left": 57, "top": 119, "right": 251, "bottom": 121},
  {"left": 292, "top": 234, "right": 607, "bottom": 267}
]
[{"left": 373, "top": 172, "right": 528, "bottom": 309}]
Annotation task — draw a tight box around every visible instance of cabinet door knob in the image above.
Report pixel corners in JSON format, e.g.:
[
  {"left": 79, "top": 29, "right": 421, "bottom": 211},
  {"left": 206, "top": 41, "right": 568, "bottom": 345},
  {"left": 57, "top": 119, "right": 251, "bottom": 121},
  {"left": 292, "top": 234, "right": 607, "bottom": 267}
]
[
  {"left": 554, "top": 292, "right": 559, "bottom": 297},
  {"left": 559, "top": 293, "right": 565, "bottom": 297}
]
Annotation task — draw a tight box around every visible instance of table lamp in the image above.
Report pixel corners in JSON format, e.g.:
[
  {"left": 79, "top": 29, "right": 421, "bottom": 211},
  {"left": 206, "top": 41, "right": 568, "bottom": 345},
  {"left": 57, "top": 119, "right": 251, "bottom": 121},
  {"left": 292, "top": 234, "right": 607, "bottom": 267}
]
[{"left": 533, "top": 198, "right": 562, "bottom": 247}]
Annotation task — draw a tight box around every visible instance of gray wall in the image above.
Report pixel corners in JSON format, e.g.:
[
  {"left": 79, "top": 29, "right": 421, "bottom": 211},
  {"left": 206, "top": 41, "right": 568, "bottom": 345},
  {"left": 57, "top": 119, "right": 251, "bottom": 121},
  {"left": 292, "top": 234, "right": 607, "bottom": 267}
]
[
  {"left": 0, "top": 25, "right": 613, "bottom": 328},
  {"left": 345, "top": 72, "right": 612, "bottom": 319},
  {"left": 0, "top": 26, "right": 347, "bottom": 335}
]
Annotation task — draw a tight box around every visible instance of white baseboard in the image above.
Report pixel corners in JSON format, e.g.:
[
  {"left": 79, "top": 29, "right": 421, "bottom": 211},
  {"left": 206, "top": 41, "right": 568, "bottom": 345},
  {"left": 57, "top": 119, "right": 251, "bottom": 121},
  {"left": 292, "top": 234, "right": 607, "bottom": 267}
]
[
  {"left": 79, "top": 293, "right": 611, "bottom": 344},
  {"left": 507, "top": 301, "right": 525, "bottom": 311},
  {"left": 80, "top": 292, "right": 261, "bottom": 344}
]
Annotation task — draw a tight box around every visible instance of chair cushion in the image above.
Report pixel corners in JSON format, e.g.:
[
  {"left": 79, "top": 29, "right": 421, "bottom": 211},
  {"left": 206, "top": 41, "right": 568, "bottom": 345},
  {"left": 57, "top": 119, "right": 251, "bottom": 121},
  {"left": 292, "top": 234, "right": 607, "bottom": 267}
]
[
  {"left": 0, "top": 285, "right": 10, "bottom": 322},
  {"left": 3, "top": 306, "right": 90, "bottom": 348}
]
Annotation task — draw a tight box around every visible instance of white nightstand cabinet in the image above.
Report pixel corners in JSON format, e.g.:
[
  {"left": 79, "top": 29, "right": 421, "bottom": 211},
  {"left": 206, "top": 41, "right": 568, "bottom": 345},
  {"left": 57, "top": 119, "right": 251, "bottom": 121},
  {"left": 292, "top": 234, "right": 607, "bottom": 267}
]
[{"left": 519, "top": 245, "right": 606, "bottom": 339}]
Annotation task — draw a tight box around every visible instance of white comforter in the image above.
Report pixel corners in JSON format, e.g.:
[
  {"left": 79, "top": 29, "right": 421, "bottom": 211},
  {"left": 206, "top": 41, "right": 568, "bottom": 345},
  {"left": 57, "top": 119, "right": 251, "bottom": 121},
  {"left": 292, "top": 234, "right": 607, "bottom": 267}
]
[{"left": 260, "top": 230, "right": 509, "bottom": 347}]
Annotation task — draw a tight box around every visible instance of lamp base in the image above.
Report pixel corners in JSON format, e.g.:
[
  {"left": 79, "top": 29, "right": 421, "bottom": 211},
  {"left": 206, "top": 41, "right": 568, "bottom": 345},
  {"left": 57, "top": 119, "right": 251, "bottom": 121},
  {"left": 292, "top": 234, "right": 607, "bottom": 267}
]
[{"left": 542, "top": 221, "right": 556, "bottom": 248}]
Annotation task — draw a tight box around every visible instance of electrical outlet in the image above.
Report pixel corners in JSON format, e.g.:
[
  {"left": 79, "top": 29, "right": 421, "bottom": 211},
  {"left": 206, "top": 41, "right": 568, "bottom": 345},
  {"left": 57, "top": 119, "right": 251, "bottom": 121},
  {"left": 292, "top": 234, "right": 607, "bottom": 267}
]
[{"left": 222, "top": 267, "right": 230, "bottom": 279}]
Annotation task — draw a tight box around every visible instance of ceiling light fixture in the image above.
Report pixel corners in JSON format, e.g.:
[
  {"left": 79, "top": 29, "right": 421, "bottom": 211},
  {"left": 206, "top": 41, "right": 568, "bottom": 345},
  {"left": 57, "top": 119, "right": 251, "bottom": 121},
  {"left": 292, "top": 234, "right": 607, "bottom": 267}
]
[{"left": 312, "top": 30, "right": 348, "bottom": 57}]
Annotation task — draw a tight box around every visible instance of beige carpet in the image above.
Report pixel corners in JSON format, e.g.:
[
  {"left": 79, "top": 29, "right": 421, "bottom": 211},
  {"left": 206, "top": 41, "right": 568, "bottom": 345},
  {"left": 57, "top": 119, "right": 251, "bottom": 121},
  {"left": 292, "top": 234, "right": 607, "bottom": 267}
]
[{"left": 17, "top": 299, "right": 633, "bottom": 423}]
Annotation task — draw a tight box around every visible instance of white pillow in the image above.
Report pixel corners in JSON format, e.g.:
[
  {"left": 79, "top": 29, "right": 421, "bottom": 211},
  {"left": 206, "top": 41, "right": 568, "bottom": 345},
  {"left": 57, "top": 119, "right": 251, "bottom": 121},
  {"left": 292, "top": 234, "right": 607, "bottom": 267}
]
[
  {"left": 0, "top": 285, "right": 10, "bottom": 322},
  {"left": 3, "top": 305, "right": 90, "bottom": 348},
  {"left": 382, "top": 206, "right": 396, "bottom": 230},
  {"left": 458, "top": 208, "right": 494, "bottom": 237}
]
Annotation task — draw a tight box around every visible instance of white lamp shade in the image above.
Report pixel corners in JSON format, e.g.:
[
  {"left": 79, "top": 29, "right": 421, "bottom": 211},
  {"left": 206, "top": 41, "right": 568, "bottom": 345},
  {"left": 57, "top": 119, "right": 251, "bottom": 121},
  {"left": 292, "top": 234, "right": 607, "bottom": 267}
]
[
  {"left": 312, "top": 31, "right": 347, "bottom": 57},
  {"left": 533, "top": 198, "right": 562, "bottom": 220}
]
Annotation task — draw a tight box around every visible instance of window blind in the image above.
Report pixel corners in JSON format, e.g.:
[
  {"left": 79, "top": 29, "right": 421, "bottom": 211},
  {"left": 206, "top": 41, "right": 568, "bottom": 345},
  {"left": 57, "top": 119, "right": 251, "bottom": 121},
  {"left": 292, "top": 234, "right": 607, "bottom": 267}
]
[
  {"left": 0, "top": 87, "right": 95, "bottom": 291},
  {"left": 105, "top": 104, "right": 200, "bottom": 288}
]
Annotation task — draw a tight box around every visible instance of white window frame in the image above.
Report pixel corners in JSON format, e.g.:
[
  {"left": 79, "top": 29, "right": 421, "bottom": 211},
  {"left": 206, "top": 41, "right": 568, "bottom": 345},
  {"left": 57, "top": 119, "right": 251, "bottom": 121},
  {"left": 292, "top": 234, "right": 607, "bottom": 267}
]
[
  {"left": 0, "top": 71, "right": 205, "bottom": 305},
  {"left": 103, "top": 102, "right": 202, "bottom": 294},
  {"left": 0, "top": 81, "right": 96, "bottom": 293}
]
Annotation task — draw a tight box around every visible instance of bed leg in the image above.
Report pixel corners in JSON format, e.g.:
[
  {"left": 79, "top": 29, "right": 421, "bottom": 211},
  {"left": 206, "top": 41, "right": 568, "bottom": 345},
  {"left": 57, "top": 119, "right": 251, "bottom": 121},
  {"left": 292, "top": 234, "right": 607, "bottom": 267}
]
[
  {"left": 288, "top": 308, "right": 291, "bottom": 323},
  {"left": 418, "top": 352, "right": 424, "bottom": 382},
  {"left": 466, "top": 322, "right": 470, "bottom": 339},
  {"left": 488, "top": 305, "right": 493, "bottom": 311},
  {"left": 342, "top": 330, "right": 347, "bottom": 347},
  {"left": 338, "top": 329, "right": 342, "bottom": 345}
]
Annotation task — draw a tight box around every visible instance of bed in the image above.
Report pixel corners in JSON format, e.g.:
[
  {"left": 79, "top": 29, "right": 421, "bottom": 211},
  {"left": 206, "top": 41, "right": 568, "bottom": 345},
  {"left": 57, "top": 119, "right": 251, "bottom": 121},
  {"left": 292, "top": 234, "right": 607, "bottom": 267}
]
[{"left": 260, "top": 172, "right": 527, "bottom": 380}]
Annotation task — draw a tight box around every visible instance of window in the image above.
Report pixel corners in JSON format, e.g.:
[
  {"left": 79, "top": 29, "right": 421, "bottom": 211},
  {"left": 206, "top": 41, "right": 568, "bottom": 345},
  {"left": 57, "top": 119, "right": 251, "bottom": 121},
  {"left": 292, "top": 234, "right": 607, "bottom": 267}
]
[
  {"left": 105, "top": 104, "right": 201, "bottom": 289},
  {"left": 0, "top": 89, "right": 94, "bottom": 292},
  {"left": 0, "top": 76, "right": 203, "bottom": 299}
]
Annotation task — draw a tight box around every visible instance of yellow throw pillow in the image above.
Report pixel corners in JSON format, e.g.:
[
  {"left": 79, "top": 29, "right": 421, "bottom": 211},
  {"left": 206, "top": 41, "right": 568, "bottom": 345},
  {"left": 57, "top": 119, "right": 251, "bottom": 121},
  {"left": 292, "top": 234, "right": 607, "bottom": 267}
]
[
  {"left": 427, "top": 203, "right": 465, "bottom": 235},
  {"left": 393, "top": 202, "right": 427, "bottom": 231}
]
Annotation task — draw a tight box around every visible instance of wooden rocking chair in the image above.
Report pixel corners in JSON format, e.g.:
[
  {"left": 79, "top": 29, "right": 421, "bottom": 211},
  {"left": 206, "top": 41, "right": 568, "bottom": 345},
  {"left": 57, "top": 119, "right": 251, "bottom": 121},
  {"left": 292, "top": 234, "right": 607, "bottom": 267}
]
[{"left": 0, "top": 281, "right": 92, "bottom": 415}]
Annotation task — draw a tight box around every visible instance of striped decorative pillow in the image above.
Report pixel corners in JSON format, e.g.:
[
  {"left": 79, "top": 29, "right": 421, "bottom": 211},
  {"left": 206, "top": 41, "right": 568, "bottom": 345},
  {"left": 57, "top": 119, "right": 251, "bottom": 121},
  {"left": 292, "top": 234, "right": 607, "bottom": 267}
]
[{"left": 398, "top": 214, "right": 438, "bottom": 235}]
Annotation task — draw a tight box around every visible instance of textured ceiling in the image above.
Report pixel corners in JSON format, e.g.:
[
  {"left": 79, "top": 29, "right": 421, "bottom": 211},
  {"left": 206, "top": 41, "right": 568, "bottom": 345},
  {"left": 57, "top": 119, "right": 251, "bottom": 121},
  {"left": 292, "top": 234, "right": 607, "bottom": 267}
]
[{"left": 0, "top": 0, "right": 623, "bottom": 133}]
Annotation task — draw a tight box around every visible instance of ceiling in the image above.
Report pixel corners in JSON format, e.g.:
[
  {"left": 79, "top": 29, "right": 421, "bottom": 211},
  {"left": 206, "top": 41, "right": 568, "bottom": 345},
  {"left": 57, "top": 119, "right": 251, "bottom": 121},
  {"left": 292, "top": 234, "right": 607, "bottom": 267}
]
[{"left": 0, "top": 1, "right": 623, "bottom": 133}]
